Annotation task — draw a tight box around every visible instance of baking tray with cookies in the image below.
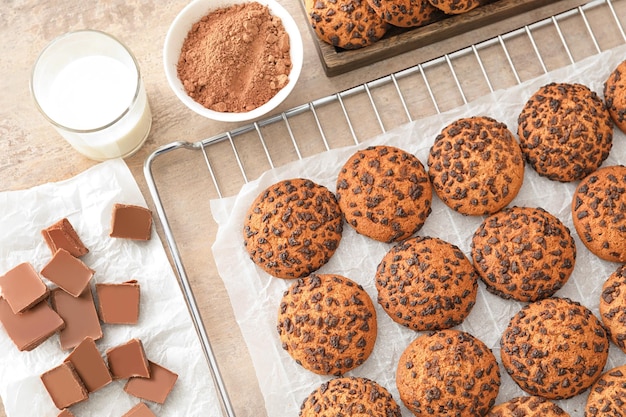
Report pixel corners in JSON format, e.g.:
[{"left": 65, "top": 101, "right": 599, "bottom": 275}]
[{"left": 144, "top": 1, "right": 626, "bottom": 417}]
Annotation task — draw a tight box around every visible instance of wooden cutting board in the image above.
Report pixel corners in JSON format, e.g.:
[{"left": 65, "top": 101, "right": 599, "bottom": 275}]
[{"left": 301, "top": 0, "right": 567, "bottom": 76}]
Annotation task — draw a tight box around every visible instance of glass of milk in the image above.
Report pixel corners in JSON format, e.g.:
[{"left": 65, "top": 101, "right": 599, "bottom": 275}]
[{"left": 31, "top": 30, "right": 152, "bottom": 161}]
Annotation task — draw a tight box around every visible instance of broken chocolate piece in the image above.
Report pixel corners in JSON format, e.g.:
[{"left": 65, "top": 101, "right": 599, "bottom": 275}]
[
  {"left": 124, "top": 361, "right": 178, "bottom": 404},
  {"left": 110, "top": 203, "right": 152, "bottom": 240},
  {"left": 51, "top": 287, "right": 102, "bottom": 350},
  {"left": 64, "top": 337, "right": 112, "bottom": 392},
  {"left": 106, "top": 338, "right": 150, "bottom": 379},
  {"left": 121, "top": 402, "right": 156, "bottom": 417},
  {"left": 57, "top": 409, "right": 76, "bottom": 417},
  {"left": 41, "top": 248, "right": 94, "bottom": 297},
  {"left": 0, "top": 297, "right": 64, "bottom": 351},
  {"left": 41, "top": 362, "right": 88, "bottom": 409},
  {"left": 0, "top": 262, "right": 49, "bottom": 314},
  {"left": 95, "top": 280, "right": 140, "bottom": 324},
  {"left": 42, "top": 218, "right": 89, "bottom": 257}
]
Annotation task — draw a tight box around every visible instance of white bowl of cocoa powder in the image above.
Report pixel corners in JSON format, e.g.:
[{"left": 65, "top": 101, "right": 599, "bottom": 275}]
[{"left": 164, "top": 0, "right": 303, "bottom": 123}]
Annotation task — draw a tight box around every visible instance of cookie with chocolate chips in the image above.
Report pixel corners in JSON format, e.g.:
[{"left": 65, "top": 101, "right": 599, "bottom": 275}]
[
  {"left": 336, "top": 145, "right": 432, "bottom": 243},
  {"left": 376, "top": 236, "right": 478, "bottom": 331},
  {"left": 599, "top": 264, "right": 626, "bottom": 353},
  {"left": 396, "top": 329, "right": 501, "bottom": 417},
  {"left": 304, "top": 0, "right": 389, "bottom": 50},
  {"left": 585, "top": 364, "right": 626, "bottom": 416},
  {"left": 486, "top": 396, "right": 570, "bottom": 417},
  {"left": 243, "top": 178, "right": 343, "bottom": 279},
  {"left": 299, "top": 376, "right": 402, "bottom": 417},
  {"left": 604, "top": 59, "right": 626, "bottom": 134},
  {"left": 500, "top": 297, "right": 609, "bottom": 400},
  {"left": 471, "top": 206, "right": 576, "bottom": 302},
  {"left": 428, "top": 0, "right": 482, "bottom": 14},
  {"left": 277, "top": 274, "right": 377, "bottom": 376},
  {"left": 518, "top": 82, "right": 613, "bottom": 182},
  {"left": 427, "top": 116, "right": 525, "bottom": 216},
  {"left": 571, "top": 165, "right": 626, "bottom": 263},
  {"left": 367, "top": 0, "right": 444, "bottom": 28}
]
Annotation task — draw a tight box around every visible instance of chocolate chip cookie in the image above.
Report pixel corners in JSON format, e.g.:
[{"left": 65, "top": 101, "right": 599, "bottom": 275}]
[
  {"left": 471, "top": 206, "right": 576, "bottom": 302},
  {"left": 367, "top": 0, "right": 444, "bottom": 27},
  {"left": 487, "top": 396, "right": 570, "bottom": 417},
  {"left": 571, "top": 165, "right": 626, "bottom": 263},
  {"left": 599, "top": 264, "right": 626, "bottom": 354},
  {"left": 396, "top": 329, "right": 500, "bottom": 417},
  {"left": 336, "top": 145, "right": 432, "bottom": 243},
  {"left": 604, "top": 59, "right": 626, "bottom": 134},
  {"left": 585, "top": 364, "right": 626, "bottom": 416},
  {"left": 299, "top": 376, "right": 401, "bottom": 417},
  {"left": 277, "top": 274, "right": 377, "bottom": 376},
  {"left": 304, "top": 0, "right": 389, "bottom": 50},
  {"left": 518, "top": 82, "right": 613, "bottom": 182},
  {"left": 427, "top": 116, "right": 525, "bottom": 216},
  {"left": 243, "top": 178, "right": 343, "bottom": 279},
  {"left": 428, "top": 0, "right": 482, "bottom": 14},
  {"left": 500, "top": 297, "right": 609, "bottom": 400},
  {"left": 376, "top": 236, "right": 478, "bottom": 331}
]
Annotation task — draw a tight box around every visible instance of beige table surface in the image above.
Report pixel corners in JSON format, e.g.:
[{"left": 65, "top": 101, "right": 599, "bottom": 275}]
[{"left": 2, "top": 1, "right": 626, "bottom": 416}]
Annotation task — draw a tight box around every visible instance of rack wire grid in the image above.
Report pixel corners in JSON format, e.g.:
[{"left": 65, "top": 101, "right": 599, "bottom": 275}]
[{"left": 144, "top": 1, "right": 626, "bottom": 416}]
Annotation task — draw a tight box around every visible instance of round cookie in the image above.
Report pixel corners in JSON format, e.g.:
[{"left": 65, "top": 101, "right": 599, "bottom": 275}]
[
  {"left": 336, "top": 145, "right": 432, "bottom": 243},
  {"left": 304, "top": 0, "right": 389, "bottom": 50},
  {"left": 428, "top": 0, "right": 482, "bottom": 14},
  {"left": 571, "top": 165, "right": 626, "bottom": 263},
  {"left": 500, "top": 297, "right": 609, "bottom": 400},
  {"left": 367, "top": 0, "right": 444, "bottom": 28},
  {"left": 604, "top": 59, "right": 626, "bottom": 134},
  {"left": 487, "top": 396, "right": 570, "bottom": 417},
  {"left": 471, "top": 206, "right": 576, "bottom": 302},
  {"left": 396, "top": 329, "right": 500, "bottom": 417},
  {"left": 599, "top": 264, "right": 626, "bottom": 353},
  {"left": 277, "top": 273, "right": 377, "bottom": 376},
  {"left": 299, "top": 376, "right": 402, "bottom": 417},
  {"left": 427, "top": 116, "right": 525, "bottom": 216},
  {"left": 376, "top": 236, "right": 478, "bottom": 331},
  {"left": 518, "top": 82, "right": 613, "bottom": 182},
  {"left": 585, "top": 364, "right": 626, "bottom": 417},
  {"left": 243, "top": 178, "right": 343, "bottom": 279}
]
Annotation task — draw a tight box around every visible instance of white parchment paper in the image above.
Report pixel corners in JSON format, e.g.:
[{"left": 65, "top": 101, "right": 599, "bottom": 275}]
[
  {"left": 0, "top": 159, "right": 220, "bottom": 417},
  {"left": 211, "top": 44, "right": 626, "bottom": 417}
]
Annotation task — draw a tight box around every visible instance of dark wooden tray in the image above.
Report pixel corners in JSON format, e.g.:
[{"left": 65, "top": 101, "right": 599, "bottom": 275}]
[{"left": 301, "top": 0, "right": 570, "bottom": 76}]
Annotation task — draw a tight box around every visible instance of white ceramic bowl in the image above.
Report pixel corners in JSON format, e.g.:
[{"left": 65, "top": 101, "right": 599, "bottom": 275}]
[{"left": 163, "top": 0, "right": 304, "bottom": 123}]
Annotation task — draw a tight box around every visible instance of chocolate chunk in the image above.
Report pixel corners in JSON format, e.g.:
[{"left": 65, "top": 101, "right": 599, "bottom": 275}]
[
  {"left": 106, "top": 338, "right": 150, "bottom": 379},
  {"left": 0, "top": 262, "right": 49, "bottom": 313},
  {"left": 110, "top": 203, "right": 153, "bottom": 240},
  {"left": 41, "top": 248, "right": 94, "bottom": 297},
  {"left": 40, "top": 362, "right": 88, "bottom": 409},
  {"left": 0, "top": 297, "right": 64, "bottom": 351},
  {"left": 42, "top": 218, "right": 89, "bottom": 257},
  {"left": 124, "top": 361, "right": 178, "bottom": 404},
  {"left": 121, "top": 402, "right": 156, "bottom": 417},
  {"left": 57, "top": 409, "right": 76, "bottom": 417},
  {"left": 51, "top": 287, "right": 102, "bottom": 351},
  {"left": 96, "top": 280, "right": 140, "bottom": 324},
  {"left": 64, "top": 337, "right": 112, "bottom": 393}
]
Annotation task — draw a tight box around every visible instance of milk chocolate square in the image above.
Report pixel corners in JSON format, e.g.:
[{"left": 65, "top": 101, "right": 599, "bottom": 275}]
[
  {"left": 51, "top": 287, "right": 102, "bottom": 350},
  {"left": 124, "top": 361, "right": 178, "bottom": 404},
  {"left": 0, "top": 297, "right": 64, "bottom": 351},
  {"left": 41, "top": 248, "right": 94, "bottom": 297},
  {"left": 57, "top": 409, "right": 76, "bottom": 417},
  {"left": 95, "top": 280, "right": 140, "bottom": 324},
  {"left": 41, "top": 362, "right": 88, "bottom": 409},
  {"left": 65, "top": 337, "right": 112, "bottom": 392},
  {"left": 0, "top": 262, "right": 49, "bottom": 313},
  {"left": 110, "top": 204, "right": 152, "bottom": 240},
  {"left": 121, "top": 402, "right": 156, "bottom": 417},
  {"left": 106, "top": 338, "right": 150, "bottom": 379},
  {"left": 42, "top": 218, "right": 89, "bottom": 257}
]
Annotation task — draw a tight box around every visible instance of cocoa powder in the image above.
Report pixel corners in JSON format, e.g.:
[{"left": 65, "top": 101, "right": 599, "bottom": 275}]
[{"left": 177, "top": 2, "right": 292, "bottom": 113}]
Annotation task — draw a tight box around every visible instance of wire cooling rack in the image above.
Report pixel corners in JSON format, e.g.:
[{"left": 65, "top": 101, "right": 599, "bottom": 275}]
[{"left": 144, "top": 1, "right": 626, "bottom": 416}]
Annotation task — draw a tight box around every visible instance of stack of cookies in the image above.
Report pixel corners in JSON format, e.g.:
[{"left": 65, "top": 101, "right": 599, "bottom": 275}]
[{"left": 241, "top": 59, "right": 626, "bottom": 416}]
